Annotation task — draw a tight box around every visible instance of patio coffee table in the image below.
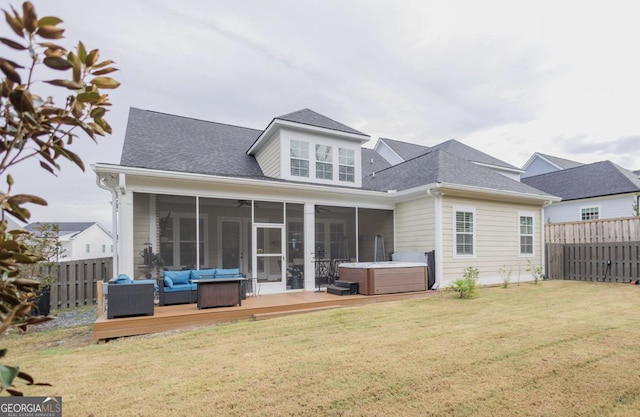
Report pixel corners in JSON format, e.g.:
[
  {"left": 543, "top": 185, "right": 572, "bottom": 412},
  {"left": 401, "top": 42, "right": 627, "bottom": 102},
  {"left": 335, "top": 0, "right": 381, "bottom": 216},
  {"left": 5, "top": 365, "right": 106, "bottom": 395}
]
[{"left": 193, "top": 278, "right": 245, "bottom": 309}]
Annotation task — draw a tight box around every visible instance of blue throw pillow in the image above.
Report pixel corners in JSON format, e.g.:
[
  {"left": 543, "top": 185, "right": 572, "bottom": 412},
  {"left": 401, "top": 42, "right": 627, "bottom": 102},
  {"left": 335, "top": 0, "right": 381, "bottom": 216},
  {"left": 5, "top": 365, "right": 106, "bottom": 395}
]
[
  {"left": 164, "top": 270, "right": 191, "bottom": 285},
  {"left": 163, "top": 275, "right": 174, "bottom": 288},
  {"left": 116, "top": 274, "right": 133, "bottom": 284}
]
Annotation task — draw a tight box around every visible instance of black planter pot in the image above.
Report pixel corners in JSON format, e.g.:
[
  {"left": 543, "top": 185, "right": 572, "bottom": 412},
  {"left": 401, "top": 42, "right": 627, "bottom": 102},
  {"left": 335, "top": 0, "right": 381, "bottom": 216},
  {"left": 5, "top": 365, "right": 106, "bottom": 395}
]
[{"left": 33, "top": 285, "right": 51, "bottom": 316}]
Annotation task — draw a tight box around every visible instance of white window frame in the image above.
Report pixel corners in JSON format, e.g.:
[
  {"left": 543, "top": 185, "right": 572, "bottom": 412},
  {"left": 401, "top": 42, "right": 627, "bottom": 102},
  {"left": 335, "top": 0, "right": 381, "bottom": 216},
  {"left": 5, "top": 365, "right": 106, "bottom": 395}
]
[
  {"left": 315, "top": 144, "right": 333, "bottom": 180},
  {"left": 290, "top": 140, "right": 309, "bottom": 178},
  {"left": 453, "top": 206, "right": 476, "bottom": 258},
  {"left": 338, "top": 148, "right": 355, "bottom": 183},
  {"left": 518, "top": 212, "right": 535, "bottom": 257},
  {"left": 580, "top": 206, "right": 600, "bottom": 221},
  {"left": 85, "top": 244, "right": 90, "bottom": 254}
]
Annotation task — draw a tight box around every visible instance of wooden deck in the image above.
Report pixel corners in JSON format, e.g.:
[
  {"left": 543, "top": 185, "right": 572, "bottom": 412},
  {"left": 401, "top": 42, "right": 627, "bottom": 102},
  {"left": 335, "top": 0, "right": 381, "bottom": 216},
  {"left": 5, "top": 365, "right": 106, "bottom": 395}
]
[{"left": 93, "top": 289, "right": 440, "bottom": 342}]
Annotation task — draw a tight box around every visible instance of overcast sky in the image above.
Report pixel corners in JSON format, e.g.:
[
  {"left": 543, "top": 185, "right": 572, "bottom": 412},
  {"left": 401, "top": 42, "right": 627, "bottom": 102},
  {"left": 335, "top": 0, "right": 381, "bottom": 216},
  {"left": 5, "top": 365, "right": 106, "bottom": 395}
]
[{"left": 6, "top": 0, "right": 640, "bottom": 230}]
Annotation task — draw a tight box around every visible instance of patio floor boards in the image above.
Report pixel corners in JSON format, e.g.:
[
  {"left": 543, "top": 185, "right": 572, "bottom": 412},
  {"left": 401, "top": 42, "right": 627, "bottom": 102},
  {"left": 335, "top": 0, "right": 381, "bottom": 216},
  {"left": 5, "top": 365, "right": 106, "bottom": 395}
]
[{"left": 93, "top": 289, "right": 439, "bottom": 342}]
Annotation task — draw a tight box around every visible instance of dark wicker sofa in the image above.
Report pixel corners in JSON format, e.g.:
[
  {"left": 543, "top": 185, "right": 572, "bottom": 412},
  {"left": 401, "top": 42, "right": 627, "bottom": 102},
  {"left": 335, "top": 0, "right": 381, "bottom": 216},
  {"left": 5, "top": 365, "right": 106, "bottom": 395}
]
[{"left": 107, "top": 280, "right": 155, "bottom": 319}]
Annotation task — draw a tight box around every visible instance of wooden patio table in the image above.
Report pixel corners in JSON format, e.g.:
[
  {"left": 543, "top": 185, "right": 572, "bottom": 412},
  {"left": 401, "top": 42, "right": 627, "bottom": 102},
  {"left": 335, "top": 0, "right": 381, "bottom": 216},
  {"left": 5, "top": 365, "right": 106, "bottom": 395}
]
[{"left": 192, "top": 278, "right": 245, "bottom": 309}]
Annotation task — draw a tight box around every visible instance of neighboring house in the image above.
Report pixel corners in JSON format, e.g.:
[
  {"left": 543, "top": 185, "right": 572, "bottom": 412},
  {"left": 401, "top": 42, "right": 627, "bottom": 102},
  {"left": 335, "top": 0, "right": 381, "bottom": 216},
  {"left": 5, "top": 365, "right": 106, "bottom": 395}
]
[
  {"left": 634, "top": 169, "right": 640, "bottom": 178},
  {"left": 93, "top": 108, "right": 558, "bottom": 291},
  {"left": 521, "top": 161, "right": 640, "bottom": 223},
  {"left": 521, "top": 152, "right": 584, "bottom": 179},
  {"left": 376, "top": 137, "right": 524, "bottom": 181},
  {"left": 25, "top": 222, "right": 113, "bottom": 261}
]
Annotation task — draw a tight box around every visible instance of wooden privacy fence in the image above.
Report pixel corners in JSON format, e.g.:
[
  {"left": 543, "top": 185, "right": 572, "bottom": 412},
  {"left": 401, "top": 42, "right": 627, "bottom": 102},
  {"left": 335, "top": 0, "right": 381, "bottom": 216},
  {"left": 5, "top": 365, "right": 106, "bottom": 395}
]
[
  {"left": 545, "top": 217, "right": 640, "bottom": 282},
  {"left": 38, "top": 257, "right": 113, "bottom": 309}
]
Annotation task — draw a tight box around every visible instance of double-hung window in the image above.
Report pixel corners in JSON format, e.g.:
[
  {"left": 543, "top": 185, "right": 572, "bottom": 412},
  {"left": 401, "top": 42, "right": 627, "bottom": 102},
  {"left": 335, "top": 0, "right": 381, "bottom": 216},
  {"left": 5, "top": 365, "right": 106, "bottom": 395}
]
[
  {"left": 290, "top": 140, "right": 309, "bottom": 178},
  {"left": 339, "top": 148, "right": 355, "bottom": 182},
  {"left": 581, "top": 207, "right": 599, "bottom": 221},
  {"left": 455, "top": 209, "right": 474, "bottom": 256},
  {"left": 519, "top": 214, "right": 534, "bottom": 255},
  {"left": 315, "top": 144, "right": 333, "bottom": 180}
]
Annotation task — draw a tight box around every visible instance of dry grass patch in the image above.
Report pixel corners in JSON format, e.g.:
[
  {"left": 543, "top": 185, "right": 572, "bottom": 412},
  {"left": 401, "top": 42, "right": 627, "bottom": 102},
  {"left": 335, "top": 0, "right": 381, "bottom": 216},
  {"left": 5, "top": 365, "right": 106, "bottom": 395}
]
[{"left": 3, "top": 281, "right": 640, "bottom": 416}]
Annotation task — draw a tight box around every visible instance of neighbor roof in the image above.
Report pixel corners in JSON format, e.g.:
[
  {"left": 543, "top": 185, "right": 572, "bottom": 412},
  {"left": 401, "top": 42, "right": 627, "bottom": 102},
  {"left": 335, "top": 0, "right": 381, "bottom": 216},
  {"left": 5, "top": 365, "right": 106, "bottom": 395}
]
[
  {"left": 521, "top": 160, "right": 640, "bottom": 201},
  {"left": 25, "top": 222, "right": 103, "bottom": 238},
  {"left": 378, "top": 138, "right": 430, "bottom": 161},
  {"left": 525, "top": 152, "right": 584, "bottom": 170},
  {"left": 120, "top": 108, "right": 265, "bottom": 178},
  {"left": 363, "top": 149, "right": 552, "bottom": 197},
  {"left": 276, "top": 108, "right": 368, "bottom": 137},
  {"left": 430, "top": 139, "right": 521, "bottom": 171}
]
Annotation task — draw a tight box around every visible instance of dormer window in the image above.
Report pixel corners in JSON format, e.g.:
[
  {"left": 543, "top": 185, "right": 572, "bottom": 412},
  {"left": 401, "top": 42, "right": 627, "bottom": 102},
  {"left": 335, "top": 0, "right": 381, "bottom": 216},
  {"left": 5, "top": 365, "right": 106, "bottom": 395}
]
[
  {"left": 315, "top": 144, "right": 333, "bottom": 180},
  {"left": 290, "top": 140, "right": 309, "bottom": 178},
  {"left": 339, "top": 148, "right": 355, "bottom": 182}
]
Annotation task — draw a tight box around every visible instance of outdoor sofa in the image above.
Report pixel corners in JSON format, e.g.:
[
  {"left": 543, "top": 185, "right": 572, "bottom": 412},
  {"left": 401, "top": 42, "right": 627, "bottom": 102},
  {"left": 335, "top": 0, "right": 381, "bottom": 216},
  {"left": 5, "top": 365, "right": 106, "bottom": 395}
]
[
  {"left": 159, "top": 268, "right": 246, "bottom": 306},
  {"left": 107, "top": 274, "right": 156, "bottom": 319}
]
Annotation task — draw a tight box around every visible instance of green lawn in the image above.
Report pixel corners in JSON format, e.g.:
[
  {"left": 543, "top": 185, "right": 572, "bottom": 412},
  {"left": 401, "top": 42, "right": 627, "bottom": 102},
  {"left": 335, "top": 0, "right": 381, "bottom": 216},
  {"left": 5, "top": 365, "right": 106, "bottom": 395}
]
[{"left": 4, "top": 280, "right": 640, "bottom": 416}]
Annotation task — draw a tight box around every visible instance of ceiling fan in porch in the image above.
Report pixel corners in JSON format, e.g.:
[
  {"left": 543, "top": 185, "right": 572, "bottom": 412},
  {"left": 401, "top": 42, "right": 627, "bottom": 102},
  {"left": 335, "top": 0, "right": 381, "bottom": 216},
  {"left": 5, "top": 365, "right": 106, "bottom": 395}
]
[{"left": 236, "top": 200, "right": 259, "bottom": 208}]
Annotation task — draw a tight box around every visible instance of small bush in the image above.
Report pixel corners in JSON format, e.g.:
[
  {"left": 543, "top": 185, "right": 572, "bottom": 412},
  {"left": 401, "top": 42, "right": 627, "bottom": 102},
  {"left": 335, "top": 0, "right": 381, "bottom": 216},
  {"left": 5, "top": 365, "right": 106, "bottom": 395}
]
[
  {"left": 448, "top": 266, "right": 479, "bottom": 298},
  {"left": 499, "top": 265, "right": 512, "bottom": 288},
  {"left": 526, "top": 260, "right": 544, "bottom": 284}
]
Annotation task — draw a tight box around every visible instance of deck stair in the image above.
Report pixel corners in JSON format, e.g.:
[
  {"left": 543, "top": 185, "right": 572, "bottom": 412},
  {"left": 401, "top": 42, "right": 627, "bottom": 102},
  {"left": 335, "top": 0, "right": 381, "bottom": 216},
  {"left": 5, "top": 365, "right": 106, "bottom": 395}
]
[{"left": 326, "top": 280, "right": 359, "bottom": 296}]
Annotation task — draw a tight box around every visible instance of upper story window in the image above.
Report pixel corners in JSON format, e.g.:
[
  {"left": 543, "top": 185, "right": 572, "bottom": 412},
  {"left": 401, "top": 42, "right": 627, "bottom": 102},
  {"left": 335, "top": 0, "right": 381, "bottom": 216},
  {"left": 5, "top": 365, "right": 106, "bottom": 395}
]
[
  {"left": 455, "top": 209, "right": 475, "bottom": 256},
  {"left": 290, "top": 140, "right": 309, "bottom": 178},
  {"left": 519, "top": 215, "right": 534, "bottom": 255},
  {"left": 581, "top": 207, "right": 599, "bottom": 221},
  {"left": 339, "top": 148, "right": 355, "bottom": 182},
  {"left": 102, "top": 244, "right": 106, "bottom": 253},
  {"left": 315, "top": 144, "right": 333, "bottom": 180},
  {"left": 85, "top": 244, "right": 90, "bottom": 254}
]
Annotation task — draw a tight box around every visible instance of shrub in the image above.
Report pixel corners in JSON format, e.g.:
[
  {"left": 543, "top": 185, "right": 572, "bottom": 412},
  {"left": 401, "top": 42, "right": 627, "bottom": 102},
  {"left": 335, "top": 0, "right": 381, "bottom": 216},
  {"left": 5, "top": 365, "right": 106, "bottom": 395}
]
[
  {"left": 526, "top": 260, "right": 544, "bottom": 284},
  {"left": 499, "top": 265, "right": 512, "bottom": 288},
  {"left": 448, "top": 266, "right": 479, "bottom": 299}
]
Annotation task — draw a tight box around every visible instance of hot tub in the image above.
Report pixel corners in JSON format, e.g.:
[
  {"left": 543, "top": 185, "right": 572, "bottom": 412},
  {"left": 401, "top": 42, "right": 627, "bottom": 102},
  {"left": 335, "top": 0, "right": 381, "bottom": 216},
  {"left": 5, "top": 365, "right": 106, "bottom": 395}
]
[{"left": 338, "top": 262, "right": 428, "bottom": 295}]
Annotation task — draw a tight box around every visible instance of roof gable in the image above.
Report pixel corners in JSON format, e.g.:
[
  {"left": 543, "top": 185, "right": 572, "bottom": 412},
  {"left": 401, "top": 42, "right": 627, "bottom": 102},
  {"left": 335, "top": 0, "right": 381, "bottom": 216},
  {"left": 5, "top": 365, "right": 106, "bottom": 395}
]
[
  {"left": 377, "top": 138, "right": 430, "bottom": 161},
  {"left": 521, "top": 160, "right": 640, "bottom": 200},
  {"left": 276, "top": 108, "right": 367, "bottom": 136}
]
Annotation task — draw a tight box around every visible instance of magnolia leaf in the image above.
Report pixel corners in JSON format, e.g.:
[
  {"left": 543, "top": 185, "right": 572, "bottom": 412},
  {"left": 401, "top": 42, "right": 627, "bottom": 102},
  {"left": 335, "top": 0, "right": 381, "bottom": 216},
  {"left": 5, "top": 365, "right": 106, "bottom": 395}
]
[
  {"left": 8, "top": 194, "right": 47, "bottom": 206},
  {"left": 44, "top": 79, "right": 82, "bottom": 90},
  {"left": 77, "top": 91, "right": 100, "bottom": 103},
  {"left": 36, "top": 25, "right": 64, "bottom": 39},
  {"left": 67, "top": 51, "right": 80, "bottom": 69},
  {"left": 37, "top": 16, "right": 62, "bottom": 27},
  {"left": 43, "top": 56, "right": 72, "bottom": 70},
  {"left": 0, "top": 37, "right": 26, "bottom": 50},
  {"left": 85, "top": 49, "right": 99, "bottom": 67},
  {"left": 0, "top": 364, "right": 19, "bottom": 390},
  {"left": 8, "top": 89, "right": 34, "bottom": 114},
  {"left": 43, "top": 47, "right": 64, "bottom": 58},
  {"left": 91, "top": 66, "right": 118, "bottom": 76},
  {"left": 95, "top": 117, "right": 112, "bottom": 134},
  {"left": 77, "top": 41, "right": 87, "bottom": 62},
  {"left": 91, "top": 76, "right": 120, "bottom": 89},
  {"left": 88, "top": 122, "right": 105, "bottom": 136},
  {"left": 92, "top": 59, "right": 114, "bottom": 69},
  {"left": 37, "top": 41, "right": 65, "bottom": 50},
  {"left": 22, "top": 2, "right": 38, "bottom": 33},
  {"left": 38, "top": 161, "right": 54, "bottom": 175},
  {"left": 3, "top": 9, "right": 24, "bottom": 37},
  {"left": 0, "top": 60, "right": 21, "bottom": 84},
  {"left": 90, "top": 106, "right": 105, "bottom": 119}
]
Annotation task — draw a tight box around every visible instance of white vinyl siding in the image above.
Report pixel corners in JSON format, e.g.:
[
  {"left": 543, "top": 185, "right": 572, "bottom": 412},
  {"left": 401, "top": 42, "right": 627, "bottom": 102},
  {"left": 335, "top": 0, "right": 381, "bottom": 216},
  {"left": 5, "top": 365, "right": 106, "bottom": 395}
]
[
  {"left": 442, "top": 196, "right": 543, "bottom": 287},
  {"left": 394, "top": 197, "right": 435, "bottom": 251},
  {"left": 543, "top": 194, "right": 637, "bottom": 223},
  {"left": 255, "top": 133, "right": 281, "bottom": 178}
]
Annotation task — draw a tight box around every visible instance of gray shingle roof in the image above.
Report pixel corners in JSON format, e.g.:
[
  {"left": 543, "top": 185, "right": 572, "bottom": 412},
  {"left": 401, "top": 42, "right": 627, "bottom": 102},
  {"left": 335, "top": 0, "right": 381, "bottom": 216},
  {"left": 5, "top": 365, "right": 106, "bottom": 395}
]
[
  {"left": 533, "top": 153, "right": 584, "bottom": 170},
  {"left": 120, "top": 108, "right": 265, "bottom": 178},
  {"left": 276, "top": 108, "right": 368, "bottom": 137},
  {"left": 362, "top": 148, "right": 392, "bottom": 176},
  {"left": 363, "top": 149, "right": 551, "bottom": 196},
  {"left": 429, "top": 139, "right": 521, "bottom": 171},
  {"left": 521, "top": 160, "right": 640, "bottom": 200},
  {"left": 379, "top": 138, "right": 430, "bottom": 160},
  {"left": 25, "top": 222, "right": 98, "bottom": 237}
]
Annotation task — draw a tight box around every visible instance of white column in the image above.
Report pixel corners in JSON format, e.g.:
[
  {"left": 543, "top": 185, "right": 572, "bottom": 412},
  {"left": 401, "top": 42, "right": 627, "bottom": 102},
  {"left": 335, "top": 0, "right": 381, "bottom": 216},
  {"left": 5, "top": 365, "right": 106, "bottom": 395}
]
[
  {"left": 303, "top": 203, "right": 316, "bottom": 290},
  {"left": 434, "top": 191, "right": 444, "bottom": 289}
]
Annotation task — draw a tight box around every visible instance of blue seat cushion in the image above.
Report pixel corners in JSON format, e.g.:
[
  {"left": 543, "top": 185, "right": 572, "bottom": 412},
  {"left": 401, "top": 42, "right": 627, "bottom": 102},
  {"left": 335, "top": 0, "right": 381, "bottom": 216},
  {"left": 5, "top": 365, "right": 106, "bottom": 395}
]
[
  {"left": 164, "top": 270, "right": 191, "bottom": 286},
  {"left": 115, "top": 274, "right": 133, "bottom": 284},
  {"left": 190, "top": 268, "right": 217, "bottom": 281},
  {"left": 163, "top": 283, "right": 195, "bottom": 293},
  {"left": 215, "top": 268, "right": 241, "bottom": 278}
]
